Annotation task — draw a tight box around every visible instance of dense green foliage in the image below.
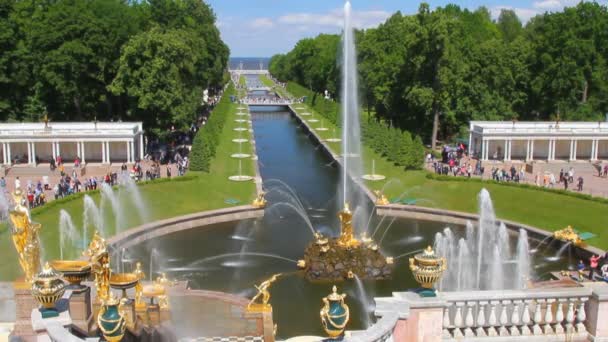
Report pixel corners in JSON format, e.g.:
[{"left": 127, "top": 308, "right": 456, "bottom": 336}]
[
  {"left": 190, "top": 83, "right": 234, "bottom": 172},
  {"left": 0, "top": 0, "right": 228, "bottom": 129},
  {"left": 270, "top": 2, "right": 608, "bottom": 146}
]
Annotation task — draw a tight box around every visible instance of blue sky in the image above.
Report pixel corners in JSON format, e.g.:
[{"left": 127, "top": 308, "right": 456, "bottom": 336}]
[{"left": 206, "top": 0, "right": 600, "bottom": 57}]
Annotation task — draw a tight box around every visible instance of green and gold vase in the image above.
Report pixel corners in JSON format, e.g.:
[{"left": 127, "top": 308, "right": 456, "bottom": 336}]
[{"left": 320, "top": 285, "right": 349, "bottom": 338}]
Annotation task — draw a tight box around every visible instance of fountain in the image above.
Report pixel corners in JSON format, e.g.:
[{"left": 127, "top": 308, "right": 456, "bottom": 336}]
[
  {"left": 59, "top": 210, "right": 81, "bottom": 260},
  {"left": 231, "top": 139, "right": 251, "bottom": 159},
  {"left": 300, "top": 203, "right": 392, "bottom": 280},
  {"left": 228, "top": 159, "right": 253, "bottom": 181},
  {"left": 301, "top": 112, "right": 311, "bottom": 116},
  {"left": 434, "top": 189, "right": 532, "bottom": 290},
  {"left": 362, "top": 160, "right": 386, "bottom": 181}
]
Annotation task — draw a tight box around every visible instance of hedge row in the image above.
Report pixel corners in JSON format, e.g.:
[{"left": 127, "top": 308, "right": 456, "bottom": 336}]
[
  {"left": 189, "top": 83, "right": 235, "bottom": 172},
  {"left": 426, "top": 173, "right": 608, "bottom": 205},
  {"left": 285, "top": 81, "right": 424, "bottom": 170}
]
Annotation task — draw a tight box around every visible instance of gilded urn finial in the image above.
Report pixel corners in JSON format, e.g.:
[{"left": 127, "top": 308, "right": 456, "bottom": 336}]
[
  {"left": 409, "top": 245, "right": 447, "bottom": 297},
  {"left": 31, "top": 262, "right": 66, "bottom": 318},
  {"left": 320, "top": 285, "right": 349, "bottom": 338}
]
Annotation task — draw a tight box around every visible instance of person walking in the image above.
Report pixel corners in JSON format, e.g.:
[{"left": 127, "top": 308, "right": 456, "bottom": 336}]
[
  {"left": 564, "top": 176, "right": 569, "bottom": 190},
  {"left": 590, "top": 254, "right": 601, "bottom": 280},
  {"left": 577, "top": 176, "right": 584, "bottom": 191},
  {"left": 15, "top": 176, "right": 20, "bottom": 190},
  {"left": 577, "top": 260, "right": 586, "bottom": 281},
  {"left": 167, "top": 165, "right": 172, "bottom": 179}
]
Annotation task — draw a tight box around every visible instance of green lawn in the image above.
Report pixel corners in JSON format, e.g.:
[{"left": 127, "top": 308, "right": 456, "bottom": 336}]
[
  {"left": 0, "top": 83, "right": 257, "bottom": 280},
  {"left": 267, "top": 78, "right": 608, "bottom": 251}
]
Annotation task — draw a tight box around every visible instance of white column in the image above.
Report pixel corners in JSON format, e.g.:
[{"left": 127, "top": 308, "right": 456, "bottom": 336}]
[
  {"left": 530, "top": 140, "right": 535, "bottom": 161},
  {"left": 569, "top": 140, "right": 577, "bottom": 161},
  {"left": 503, "top": 140, "right": 508, "bottom": 161},
  {"left": 81, "top": 142, "right": 86, "bottom": 164},
  {"left": 525, "top": 140, "right": 530, "bottom": 161},
  {"left": 31, "top": 142, "right": 36, "bottom": 165},
  {"left": 26, "top": 142, "right": 30, "bottom": 164},
  {"left": 56, "top": 142, "right": 60, "bottom": 158},
  {"left": 51, "top": 142, "right": 56, "bottom": 160},
  {"left": 139, "top": 133, "right": 144, "bottom": 160},
  {"left": 76, "top": 142, "right": 81, "bottom": 159},
  {"left": 7, "top": 143, "right": 11, "bottom": 165},
  {"left": 2, "top": 143, "right": 6, "bottom": 165},
  {"left": 508, "top": 140, "right": 512, "bottom": 161},
  {"left": 590, "top": 140, "right": 596, "bottom": 161},
  {"left": 593, "top": 140, "right": 599, "bottom": 160},
  {"left": 482, "top": 139, "right": 487, "bottom": 160},
  {"left": 101, "top": 141, "right": 106, "bottom": 164},
  {"left": 130, "top": 140, "right": 135, "bottom": 163},
  {"left": 126, "top": 141, "right": 131, "bottom": 163},
  {"left": 106, "top": 142, "right": 111, "bottom": 164},
  {"left": 574, "top": 140, "right": 578, "bottom": 161},
  {"left": 468, "top": 132, "right": 473, "bottom": 156}
]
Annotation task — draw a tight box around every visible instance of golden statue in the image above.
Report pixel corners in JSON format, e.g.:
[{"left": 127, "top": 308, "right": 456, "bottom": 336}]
[
  {"left": 133, "top": 262, "right": 146, "bottom": 310},
  {"left": 337, "top": 203, "right": 359, "bottom": 248},
  {"left": 155, "top": 273, "right": 172, "bottom": 310},
  {"left": 247, "top": 273, "right": 281, "bottom": 312},
  {"left": 374, "top": 190, "right": 390, "bottom": 206},
  {"left": 84, "top": 231, "right": 111, "bottom": 301},
  {"left": 554, "top": 225, "right": 584, "bottom": 246},
  {"left": 9, "top": 188, "right": 41, "bottom": 283},
  {"left": 252, "top": 191, "right": 267, "bottom": 208}
]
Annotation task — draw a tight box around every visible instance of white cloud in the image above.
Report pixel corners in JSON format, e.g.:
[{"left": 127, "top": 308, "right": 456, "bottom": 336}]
[
  {"left": 278, "top": 8, "right": 390, "bottom": 30},
  {"left": 249, "top": 17, "right": 274, "bottom": 30},
  {"left": 533, "top": 0, "right": 578, "bottom": 10}
]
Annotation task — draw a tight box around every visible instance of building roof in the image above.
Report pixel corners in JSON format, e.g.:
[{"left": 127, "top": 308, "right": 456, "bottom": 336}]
[
  {"left": 469, "top": 121, "right": 608, "bottom": 138},
  {"left": 0, "top": 122, "right": 143, "bottom": 141}
]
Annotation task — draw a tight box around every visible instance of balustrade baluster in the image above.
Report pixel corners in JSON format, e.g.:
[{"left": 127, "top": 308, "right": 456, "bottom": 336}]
[
  {"left": 464, "top": 301, "right": 475, "bottom": 337},
  {"left": 476, "top": 301, "right": 487, "bottom": 337},
  {"left": 521, "top": 300, "right": 532, "bottom": 336},
  {"left": 576, "top": 297, "right": 588, "bottom": 333},
  {"left": 453, "top": 302, "right": 464, "bottom": 338},
  {"left": 509, "top": 300, "right": 521, "bottom": 336},
  {"left": 554, "top": 299, "right": 565, "bottom": 334},
  {"left": 565, "top": 300, "right": 575, "bottom": 334},
  {"left": 442, "top": 305, "right": 452, "bottom": 339},
  {"left": 487, "top": 300, "right": 499, "bottom": 336},
  {"left": 532, "top": 300, "right": 544, "bottom": 335},
  {"left": 543, "top": 298, "right": 555, "bottom": 334},
  {"left": 499, "top": 300, "right": 510, "bottom": 336}
]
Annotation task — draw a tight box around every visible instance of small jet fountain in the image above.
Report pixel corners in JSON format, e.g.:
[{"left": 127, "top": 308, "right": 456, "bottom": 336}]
[{"left": 362, "top": 160, "right": 386, "bottom": 181}]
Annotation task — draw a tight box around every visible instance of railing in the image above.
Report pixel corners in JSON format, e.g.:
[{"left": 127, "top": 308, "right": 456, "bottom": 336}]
[
  {"left": 441, "top": 287, "right": 592, "bottom": 340},
  {"left": 241, "top": 98, "right": 296, "bottom": 105}
]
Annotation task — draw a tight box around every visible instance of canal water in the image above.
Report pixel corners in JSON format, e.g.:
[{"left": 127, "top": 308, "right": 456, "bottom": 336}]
[{"left": 129, "top": 83, "right": 569, "bottom": 339}]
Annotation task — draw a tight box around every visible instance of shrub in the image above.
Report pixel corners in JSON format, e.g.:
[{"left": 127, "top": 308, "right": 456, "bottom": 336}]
[{"left": 190, "top": 83, "right": 235, "bottom": 172}]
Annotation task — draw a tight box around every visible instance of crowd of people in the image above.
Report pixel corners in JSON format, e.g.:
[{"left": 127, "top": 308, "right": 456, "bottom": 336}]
[
  {"left": 533, "top": 167, "right": 584, "bottom": 191},
  {"left": 578, "top": 252, "right": 608, "bottom": 282}
]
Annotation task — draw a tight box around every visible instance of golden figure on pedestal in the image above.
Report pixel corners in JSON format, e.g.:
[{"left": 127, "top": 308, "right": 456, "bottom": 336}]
[
  {"left": 9, "top": 188, "right": 42, "bottom": 283},
  {"left": 252, "top": 191, "right": 267, "bottom": 208},
  {"left": 84, "top": 231, "right": 111, "bottom": 301},
  {"left": 133, "top": 262, "right": 146, "bottom": 309},
  {"left": 374, "top": 190, "right": 390, "bottom": 206},
  {"left": 337, "top": 203, "right": 360, "bottom": 248},
  {"left": 247, "top": 273, "right": 280, "bottom": 312},
  {"left": 553, "top": 225, "right": 584, "bottom": 246}
]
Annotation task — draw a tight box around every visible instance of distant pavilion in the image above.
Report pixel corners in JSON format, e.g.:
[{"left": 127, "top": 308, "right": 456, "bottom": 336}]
[
  {"left": 0, "top": 121, "right": 144, "bottom": 165},
  {"left": 469, "top": 121, "right": 608, "bottom": 162}
]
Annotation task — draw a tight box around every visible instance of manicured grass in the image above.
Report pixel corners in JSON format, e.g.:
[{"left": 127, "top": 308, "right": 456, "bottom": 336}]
[
  {"left": 0, "top": 83, "right": 257, "bottom": 280},
  {"left": 269, "top": 78, "right": 608, "bottom": 251}
]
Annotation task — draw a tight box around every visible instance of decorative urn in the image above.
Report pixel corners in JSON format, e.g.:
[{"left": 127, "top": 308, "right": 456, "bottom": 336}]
[
  {"left": 31, "top": 262, "right": 66, "bottom": 317},
  {"left": 97, "top": 292, "right": 126, "bottom": 342},
  {"left": 320, "top": 285, "right": 349, "bottom": 338},
  {"left": 409, "top": 246, "right": 447, "bottom": 296},
  {"left": 49, "top": 260, "right": 91, "bottom": 289}
]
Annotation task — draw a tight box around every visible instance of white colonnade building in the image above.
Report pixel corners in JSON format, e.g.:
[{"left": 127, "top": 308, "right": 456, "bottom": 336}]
[
  {"left": 469, "top": 121, "right": 608, "bottom": 162},
  {"left": 0, "top": 121, "right": 144, "bottom": 165}
]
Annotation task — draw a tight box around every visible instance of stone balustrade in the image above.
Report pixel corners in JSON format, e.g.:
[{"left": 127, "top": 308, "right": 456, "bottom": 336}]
[{"left": 441, "top": 287, "right": 592, "bottom": 340}]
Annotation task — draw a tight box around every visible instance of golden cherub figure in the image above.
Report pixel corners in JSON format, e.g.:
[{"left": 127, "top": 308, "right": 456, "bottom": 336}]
[
  {"left": 374, "top": 190, "right": 390, "bottom": 206},
  {"left": 252, "top": 191, "right": 267, "bottom": 208},
  {"left": 155, "top": 273, "right": 173, "bottom": 310},
  {"left": 247, "top": 274, "right": 281, "bottom": 310},
  {"left": 133, "top": 262, "right": 146, "bottom": 309},
  {"left": 84, "top": 231, "right": 111, "bottom": 301},
  {"left": 9, "top": 188, "right": 41, "bottom": 283},
  {"left": 337, "top": 203, "right": 360, "bottom": 248}
]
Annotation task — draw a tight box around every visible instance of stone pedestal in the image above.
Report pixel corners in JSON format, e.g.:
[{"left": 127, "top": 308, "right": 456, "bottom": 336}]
[
  {"left": 160, "top": 308, "right": 171, "bottom": 323},
  {"left": 68, "top": 287, "right": 93, "bottom": 334},
  {"left": 135, "top": 304, "right": 148, "bottom": 326},
  {"left": 10, "top": 281, "right": 37, "bottom": 341},
  {"left": 147, "top": 304, "right": 160, "bottom": 326},
  {"left": 585, "top": 284, "right": 608, "bottom": 341},
  {"left": 261, "top": 308, "right": 275, "bottom": 342}
]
